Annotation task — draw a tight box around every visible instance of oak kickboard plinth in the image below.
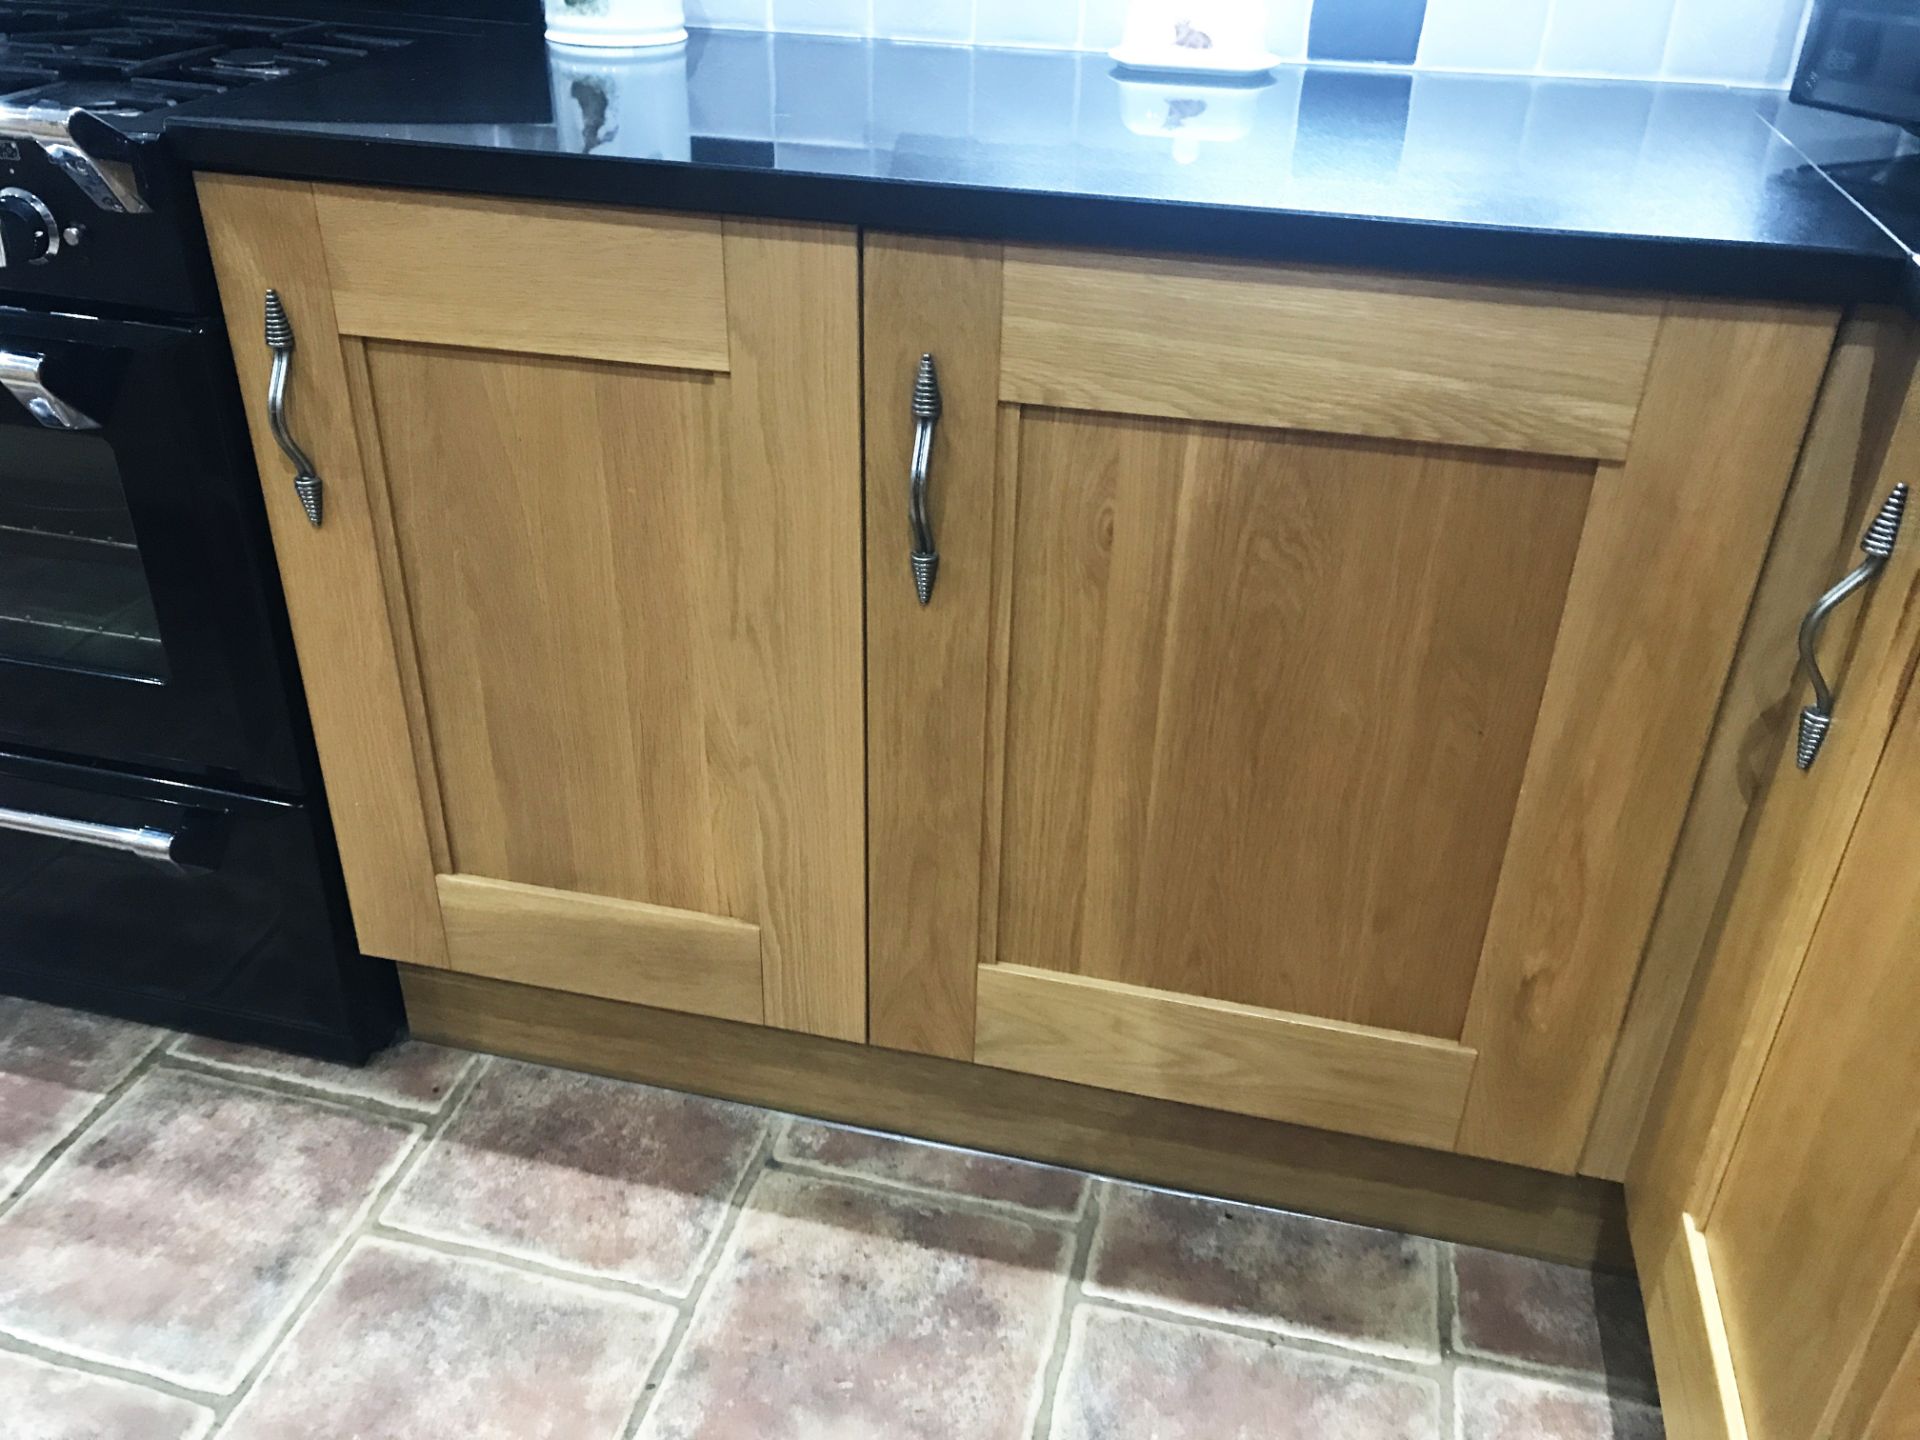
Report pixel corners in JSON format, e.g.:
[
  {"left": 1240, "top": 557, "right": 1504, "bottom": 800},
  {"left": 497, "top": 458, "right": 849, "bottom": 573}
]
[
  {"left": 973, "top": 964, "right": 1478, "bottom": 1151},
  {"left": 437, "top": 874, "right": 764, "bottom": 1026}
]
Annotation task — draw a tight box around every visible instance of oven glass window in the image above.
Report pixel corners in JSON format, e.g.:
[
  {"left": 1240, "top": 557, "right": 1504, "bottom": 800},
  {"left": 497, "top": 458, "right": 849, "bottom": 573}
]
[{"left": 0, "top": 426, "right": 168, "bottom": 682}]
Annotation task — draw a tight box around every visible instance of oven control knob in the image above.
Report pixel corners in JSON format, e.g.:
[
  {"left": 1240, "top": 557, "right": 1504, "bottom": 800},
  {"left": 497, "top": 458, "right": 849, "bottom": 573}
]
[{"left": 0, "top": 188, "right": 60, "bottom": 266}]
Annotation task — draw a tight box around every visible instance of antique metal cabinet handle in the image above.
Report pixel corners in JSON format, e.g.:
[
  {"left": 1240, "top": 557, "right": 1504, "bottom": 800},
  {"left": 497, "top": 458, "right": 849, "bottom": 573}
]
[
  {"left": 263, "top": 289, "right": 323, "bottom": 528},
  {"left": 908, "top": 352, "right": 941, "bottom": 606},
  {"left": 1795, "top": 483, "right": 1907, "bottom": 770}
]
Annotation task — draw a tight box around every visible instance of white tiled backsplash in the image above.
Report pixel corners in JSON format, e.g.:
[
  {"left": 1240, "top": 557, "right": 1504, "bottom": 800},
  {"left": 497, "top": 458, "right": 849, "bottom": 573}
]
[{"left": 686, "top": 0, "right": 1816, "bottom": 88}]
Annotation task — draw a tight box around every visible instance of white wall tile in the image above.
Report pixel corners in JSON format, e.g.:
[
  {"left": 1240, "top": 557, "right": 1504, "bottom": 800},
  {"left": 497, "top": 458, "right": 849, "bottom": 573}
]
[
  {"left": 873, "top": 0, "right": 976, "bottom": 44},
  {"left": 1416, "top": 0, "right": 1548, "bottom": 73},
  {"left": 686, "top": 0, "right": 772, "bottom": 28},
  {"left": 1079, "top": 0, "right": 1126, "bottom": 51},
  {"left": 1661, "top": 0, "right": 1808, "bottom": 85},
  {"left": 1265, "top": 0, "right": 1312, "bottom": 60},
  {"left": 771, "top": 0, "right": 868, "bottom": 34},
  {"left": 1539, "top": 0, "right": 1675, "bottom": 78},
  {"left": 975, "top": 0, "right": 1082, "bottom": 48}
]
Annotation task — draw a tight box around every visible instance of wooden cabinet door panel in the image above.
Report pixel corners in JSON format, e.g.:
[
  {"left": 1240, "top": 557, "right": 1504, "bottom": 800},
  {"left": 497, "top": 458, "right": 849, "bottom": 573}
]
[
  {"left": 1706, "top": 693, "right": 1920, "bottom": 1440},
  {"left": 994, "top": 408, "right": 1589, "bottom": 1036},
  {"left": 201, "top": 176, "right": 864, "bottom": 1040},
  {"left": 866, "top": 234, "right": 1834, "bottom": 1166}
]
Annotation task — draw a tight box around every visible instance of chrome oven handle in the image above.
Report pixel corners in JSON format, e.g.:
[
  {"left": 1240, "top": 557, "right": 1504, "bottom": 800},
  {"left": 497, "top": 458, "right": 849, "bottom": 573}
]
[
  {"left": 1795, "top": 483, "right": 1907, "bottom": 771},
  {"left": 264, "top": 289, "right": 323, "bottom": 528},
  {"left": 0, "top": 804, "right": 180, "bottom": 864},
  {"left": 0, "top": 348, "right": 98, "bottom": 430},
  {"left": 908, "top": 352, "right": 941, "bottom": 606}
]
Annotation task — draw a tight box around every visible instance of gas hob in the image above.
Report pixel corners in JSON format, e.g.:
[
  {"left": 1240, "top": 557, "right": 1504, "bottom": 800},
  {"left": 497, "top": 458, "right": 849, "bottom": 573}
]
[{"left": 0, "top": 7, "right": 414, "bottom": 133}]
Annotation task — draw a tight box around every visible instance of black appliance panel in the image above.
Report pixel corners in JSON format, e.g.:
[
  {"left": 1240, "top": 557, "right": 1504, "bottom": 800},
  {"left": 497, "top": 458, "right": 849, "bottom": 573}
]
[
  {"left": 0, "top": 306, "right": 303, "bottom": 790},
  {"left": 1795, "top": 0, "right": 1920, "bottom": 132},
  {"left": 0, "top": 751, "right": 398, "bottom": 1059}
]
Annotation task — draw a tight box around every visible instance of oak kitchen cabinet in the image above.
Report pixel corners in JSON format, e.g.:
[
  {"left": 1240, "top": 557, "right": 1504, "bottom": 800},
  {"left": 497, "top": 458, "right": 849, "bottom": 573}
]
[
  {"left": 864, "top": 235, "right": 1833, "bottom": 1172},
  {"left": 199, "top": 177, "right": 1836, "bottom": 1178},
  {"left": 197, "top": 175, "right": 867, "bottom": 1042}
]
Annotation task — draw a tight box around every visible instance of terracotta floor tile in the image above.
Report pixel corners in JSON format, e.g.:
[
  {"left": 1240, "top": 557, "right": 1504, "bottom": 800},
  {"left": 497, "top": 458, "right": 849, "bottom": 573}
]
[
  {"left": 1084, "top": 1182, "right": 1441, "bottom": 1360},
  {"left": 0, "top": 1068, "right": 416, "bottom": 1390},
  {"left": 168, "top": 1033, "right": 477, "bottom": 1113},
  {"left": 382, "top": 1058, "right": 767, "bottom": 1295},
  {"left": 1050, "top": 1304, "right": 1441, "bottom": 1440},
  {"left": 222, "top": 1237, "right": 674, "bottom": 1440},
  {"left": 1453, "top": 1247, "right": 1657, "bottom": 1391},
  {"left": 0, "top": 1350, "right": 213, "bottom": 1440},
  {"left": 637, "top": 1167, "right": 1071, "bottom": 1440},
  {"left": 0, "top": 998, "right": 164, "bottom": 1198},
  {"left": 1457, "top": 1366, "right": 1665, "bottom": 1440},
  {"left": 778, "top": 1119, "right": 1088, "bottom": 1216}
]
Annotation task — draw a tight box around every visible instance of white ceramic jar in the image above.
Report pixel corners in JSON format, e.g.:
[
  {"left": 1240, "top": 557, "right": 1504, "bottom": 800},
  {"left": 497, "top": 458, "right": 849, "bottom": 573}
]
[{"left": 544, "top": 0, "right": 686, "bottom": 49}]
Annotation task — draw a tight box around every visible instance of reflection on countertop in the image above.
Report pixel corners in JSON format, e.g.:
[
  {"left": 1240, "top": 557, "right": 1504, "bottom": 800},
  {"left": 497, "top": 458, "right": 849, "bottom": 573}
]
[{"left": 163, "top": 27, "right": 1917, "bottom": 302}]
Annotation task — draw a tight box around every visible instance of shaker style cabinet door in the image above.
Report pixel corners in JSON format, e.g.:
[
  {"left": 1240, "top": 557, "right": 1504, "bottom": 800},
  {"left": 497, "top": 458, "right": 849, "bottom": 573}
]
[
  {"left": 198, "top": 176, "right": 866, "bottom": 1041},
  {"left": 863, "top": 234, "right": 1835, "bottom": 1169}
]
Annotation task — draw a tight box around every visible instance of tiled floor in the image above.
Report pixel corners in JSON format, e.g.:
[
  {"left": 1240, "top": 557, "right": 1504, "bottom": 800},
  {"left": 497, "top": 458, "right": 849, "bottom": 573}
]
[{"left": 0, "top": 995, "right": 1664, "bottom": 1439}]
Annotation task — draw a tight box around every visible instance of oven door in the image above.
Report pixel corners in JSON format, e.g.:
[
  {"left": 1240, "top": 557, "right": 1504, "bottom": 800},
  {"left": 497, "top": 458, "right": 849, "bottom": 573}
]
[
  {"left": 0, "top": 751, "right": 400, "bottom": 1060},
  {"left": 0, "top": 306, "right": 301, "bottom": 791}
]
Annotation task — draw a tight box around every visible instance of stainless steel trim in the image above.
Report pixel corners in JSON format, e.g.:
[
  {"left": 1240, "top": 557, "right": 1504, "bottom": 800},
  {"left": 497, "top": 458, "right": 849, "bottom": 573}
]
[
  {"left": 263, "top": 289, "right": 323, "bottom": 527},
  {"left": 0, "top": 347, "right": 98, "bottom": 429},
  {"left": 0, "top": 804, "right": 178, "bottom": 863},
  {"left": 0, "top": 104, "right": 148, "bottom": 214},
  {"left": 1795, "top": 483, "right": 1908, "bottom": 771},
  {"left": 908, "top": 352, "right": 941, "bottom": 606}
]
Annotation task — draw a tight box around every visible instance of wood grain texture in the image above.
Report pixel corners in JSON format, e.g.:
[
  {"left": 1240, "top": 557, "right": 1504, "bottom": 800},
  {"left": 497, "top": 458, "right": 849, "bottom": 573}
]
[
  {"left": 437, "top": 874, "right": 763, "bottom": 1025},
  {"left": 995, "top": 410, "right": 1590, "bottom": 1035},
  {"left": 719, "top": 220, "right": 866, "bottom": 1039},
  {"left": 195, "top": 173, "right": 447, "bottom": 967},
  {"left": 1631, "top": 366, "right": 1920, "bottom": 1231},
  {"left": 1708, "top": 689, "right": 1920, "bottom": 1440},
  {"left": 310, "top": 183, "right": 729, "bottom": 370},
  {"left": 356, "top": 224, "right": 864, "bottom": 1041},
  {"left": 341, "top": 338, "right": 452, "bottom": 875},
  {"left": 864, "top": 234, "right": 1003, "bottom": 1060},
  {"left": 999, "top": 245, "right": 1662, "bottom": 460},
  {"left": 1580, "top": 314, "right": 1916, "bottom": 1180},
  {"left": 1632, "top": 1207, "right": 1749, "bottom": 1440},
  {"left": 364, "top": 342, "right": 740, "bottom": 911},
  {"left": 1829, "top": 1213, "right": 1920, "bottom": 1440},
  {"left": 973, "top": 963, "right": 1478, "bottom": 1150},
  {"left": 401, "top": 963, "right": 1630, "bottom": 1270},
  {"left": 1457, "top": 300, "right": 1838, "bottom": 1172},
  {"left": 1866, "top": 1326, "right": 1920, "bottom": 1440}
]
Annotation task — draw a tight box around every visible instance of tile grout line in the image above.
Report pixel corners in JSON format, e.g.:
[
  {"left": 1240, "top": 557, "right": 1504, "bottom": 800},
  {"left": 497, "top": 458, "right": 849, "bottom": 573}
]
[
  {"left": 0, "top": 1033, "right": 171, "bottom": 1220},
  {"left": 762, "top": 1152, "right": 1089, "bottom": 1230},
  {"left": 618, "top": 1116, "right": 786, "bottom": 1440},
  {"left": 363, "top": 1221, "right": 696, "bottom": 1307},
  {"left": 1, "top": 1021, "right": 1663, "bottom": 1432},
  {"left": 200, "top": 1053, "right": 493, "bottom": 1437},
  {"left": 1027, "top": 1181, "right": 1103, "bottom": 1440},
  {"left": 0, "top": 1040, "right": 438, "bottom": 1419},
  {"left": 1437, "top": 1243, "right": 1460, "bottom": 1440},
  {"left": 154, "top": 1044, "right": 480, "bottom": 1126}
]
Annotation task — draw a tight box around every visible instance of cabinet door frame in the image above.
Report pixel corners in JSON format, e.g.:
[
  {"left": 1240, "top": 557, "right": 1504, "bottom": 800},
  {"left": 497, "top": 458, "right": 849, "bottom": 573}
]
[
  {"left": 864, "top": 232, "right": 1836, "bottom": 1170},
  {"left": 200, "top": 174, "right": 867, "bottom": 1041},
  {"left": 1629, "top": 328, "right": 1920, "bottom": 1440}
]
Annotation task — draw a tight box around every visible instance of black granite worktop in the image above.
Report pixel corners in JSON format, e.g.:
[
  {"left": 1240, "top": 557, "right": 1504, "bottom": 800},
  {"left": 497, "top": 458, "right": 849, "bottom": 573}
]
[{"left": 163, "top": 26, "right": 1920, "bottom": 304}]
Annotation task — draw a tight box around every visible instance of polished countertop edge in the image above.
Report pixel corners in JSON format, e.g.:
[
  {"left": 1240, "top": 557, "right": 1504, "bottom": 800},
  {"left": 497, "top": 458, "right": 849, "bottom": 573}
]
[{"left": 164, "top": 122, "right": 1907, "bottom": 306}]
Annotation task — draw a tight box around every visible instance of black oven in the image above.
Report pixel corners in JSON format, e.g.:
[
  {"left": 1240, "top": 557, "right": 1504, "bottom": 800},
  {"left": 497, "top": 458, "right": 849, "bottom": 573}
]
[
  {"left": 1795, "top": 0, "right": 1920, "bottom": 132},
  {"left": 0, "top": 305, "right": 304, "bottom": 791}
]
